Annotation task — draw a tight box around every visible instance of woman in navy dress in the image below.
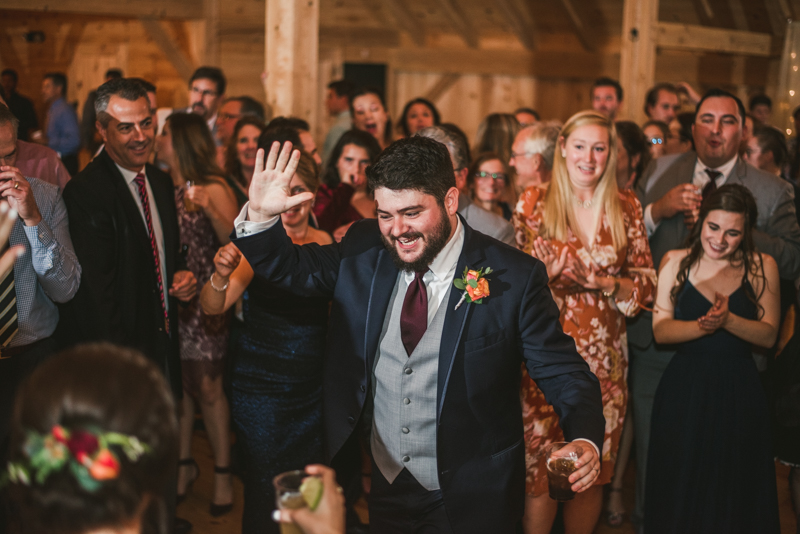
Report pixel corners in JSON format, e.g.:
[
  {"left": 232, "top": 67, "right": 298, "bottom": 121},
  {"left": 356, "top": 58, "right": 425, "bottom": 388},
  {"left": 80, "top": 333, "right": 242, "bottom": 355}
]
[
  {"left": 646, "top": 184, "right": 781, "bottom": 533},
  {"left": 199, "top": 151, "right": 332, "bottom": 533}
]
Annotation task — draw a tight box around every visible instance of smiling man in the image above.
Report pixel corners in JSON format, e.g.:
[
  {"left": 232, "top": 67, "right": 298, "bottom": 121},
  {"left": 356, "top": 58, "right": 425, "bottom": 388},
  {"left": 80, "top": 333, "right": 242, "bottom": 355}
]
[
  {"left": 232, "top": 136, "right": 604, "bottom": 533},
  {"left": 628, "top": 88, "right": 800, "bottom": 531}
]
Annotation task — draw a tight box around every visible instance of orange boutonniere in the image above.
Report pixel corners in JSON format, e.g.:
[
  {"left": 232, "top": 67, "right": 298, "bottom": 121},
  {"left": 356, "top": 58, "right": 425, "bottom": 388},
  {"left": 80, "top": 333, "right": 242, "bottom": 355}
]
[{"left": 453, "top": 266, "right": 492, "bottom": 310}]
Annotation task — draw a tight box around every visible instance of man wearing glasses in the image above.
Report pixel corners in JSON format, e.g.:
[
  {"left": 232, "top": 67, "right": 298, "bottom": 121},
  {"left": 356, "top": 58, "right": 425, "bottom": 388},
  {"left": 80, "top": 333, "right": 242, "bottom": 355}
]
[
  {"left": 156, "top": 67, "right": 226, "bottom": 141},
  {"left": 509, "top": 124, "right": 559, "bottom": 192}
]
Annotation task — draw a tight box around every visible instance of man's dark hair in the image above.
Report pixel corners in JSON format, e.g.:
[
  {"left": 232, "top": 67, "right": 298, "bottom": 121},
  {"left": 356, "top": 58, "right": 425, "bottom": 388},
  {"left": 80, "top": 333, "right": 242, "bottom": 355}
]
[
  {"left": 44, "top": 72, "right": 67, "bottom": 98},
  {"left": 227, "top": 96, "right": 265, "bottom": 121},
  {"left": 105, "top": 69, "right": 123, "bottom": 80},
  {"left": 127, "top": 77, "right": 156, "bottom": 94},
  {"left": 514, "top": 107, "right": 540, "bottom": 121},
  {"left": 94, "top": 78, "right": 149, "bottom": 127},
  {"left": 592, "top": 77, "right": 623, "bottom": 102},
  {"left": 752, "top": 124, "right": 789, "bottom": 167},
  {"left": 695, "top": 88, "right": 747, "bottom": 127},
  {"left": 367, "top": 136, "right": 455, "bottom": 205},
  {"left": 644, "top": 83, "right": 678, "bottom": 115},
  {"left": 1, "top": 69, "right": 18, "bottom": 83},
  {"left": 189, "top": 66, "right": 226, "bottom": 96},
  {"left": 328, "top": 80, "right": 355, "bottom": 99},
  {"left": 257, "top": 127, "right": 302, "bottom": 152},
  {"left": 267, "top": 116, "right": 310, "bottom": 133},
  {"left": 0, "top": 105, "right": 20, "bottom": 138},
  {"left": 749, "top": 94, "right": 772, "bottom": 111}
]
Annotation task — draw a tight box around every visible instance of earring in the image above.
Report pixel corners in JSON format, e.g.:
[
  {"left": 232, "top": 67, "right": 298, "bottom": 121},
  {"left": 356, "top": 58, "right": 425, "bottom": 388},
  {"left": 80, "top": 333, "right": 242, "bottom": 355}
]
[{"left": 561, "top": 150, "right": 566, "bottom": 158}]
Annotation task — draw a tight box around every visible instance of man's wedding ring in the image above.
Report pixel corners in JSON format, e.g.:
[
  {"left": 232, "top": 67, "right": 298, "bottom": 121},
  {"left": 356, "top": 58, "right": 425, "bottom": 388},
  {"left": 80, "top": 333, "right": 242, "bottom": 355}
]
[{"left": 13, "top": 182, "right": 19, "bottom": 190}]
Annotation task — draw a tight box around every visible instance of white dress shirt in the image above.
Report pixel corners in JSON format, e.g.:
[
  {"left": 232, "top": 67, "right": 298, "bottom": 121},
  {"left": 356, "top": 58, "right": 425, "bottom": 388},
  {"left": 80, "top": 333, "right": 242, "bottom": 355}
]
[
  {"left": 643, "top": 155, "right": 738, "bottom": 236},
  {"left": 116, "top": 163, "right": 169, "bottom": 311}
]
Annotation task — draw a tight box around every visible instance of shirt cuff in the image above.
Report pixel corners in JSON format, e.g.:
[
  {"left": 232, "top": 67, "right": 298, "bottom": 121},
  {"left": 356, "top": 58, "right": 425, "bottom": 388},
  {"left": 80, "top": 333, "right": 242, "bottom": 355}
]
[
  {"left": 573, "top": 438, "right": 601, "bottom": 459},
  {"left": 643, "top": 203, "right": 659, "bottom": 236},
  {"left": 234, "top": 201, "right": 279, "bottom": 238},
  {"left": 23, "top": 221, "right": 56, "bottom": 273}
]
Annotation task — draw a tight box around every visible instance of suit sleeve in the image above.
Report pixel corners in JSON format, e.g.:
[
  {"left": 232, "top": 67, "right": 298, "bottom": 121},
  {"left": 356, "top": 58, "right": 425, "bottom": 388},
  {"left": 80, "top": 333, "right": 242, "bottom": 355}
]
[
  {"left": 232, "top": 217, "right": 342, "bottom": 299},
  {"left": 62, "top": 181, "right": 118, "bottom": 340},
  {"left": 753, "top": 181, "right": 800, "bottom": 280},
  {"left": 519, "top": 261, "right": 606, "bottom": 452}
]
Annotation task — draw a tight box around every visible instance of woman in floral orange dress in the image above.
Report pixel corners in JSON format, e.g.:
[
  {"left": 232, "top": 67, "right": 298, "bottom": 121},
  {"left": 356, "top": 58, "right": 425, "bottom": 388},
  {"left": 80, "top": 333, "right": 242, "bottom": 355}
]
[{"left": 513, "top": 110, "right": 655, "bottom": 534}]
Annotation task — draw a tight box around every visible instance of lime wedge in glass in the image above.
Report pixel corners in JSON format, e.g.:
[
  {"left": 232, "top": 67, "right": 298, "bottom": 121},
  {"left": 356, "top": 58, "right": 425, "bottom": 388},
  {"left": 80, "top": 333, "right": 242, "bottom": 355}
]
[{"left": 300, "top": 476, "right": 323, "bottom": 511}]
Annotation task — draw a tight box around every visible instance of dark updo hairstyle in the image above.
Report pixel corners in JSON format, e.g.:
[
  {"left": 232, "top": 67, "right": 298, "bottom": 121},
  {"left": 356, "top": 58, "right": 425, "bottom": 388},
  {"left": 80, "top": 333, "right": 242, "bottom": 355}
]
[
  {"left": 349, "top": 87, "right": 393, "bottom": 147},
  {"left": 224, "top": 115, "right": 266, "bottom": 187},
  {"left": 672, "top": 184, "right": 765, "bottom": 315},
  {"left": 399, "top": 98, "right": 441, "bottom": 137},
  {"left": 615, "top": 120, "right": 651, "bottom": 188},
  {"left": 7, "top": 343, "right": 177, "bottom": 534},
  {"left": 322, "top": 129, "right": 382, "bottom": 187}
]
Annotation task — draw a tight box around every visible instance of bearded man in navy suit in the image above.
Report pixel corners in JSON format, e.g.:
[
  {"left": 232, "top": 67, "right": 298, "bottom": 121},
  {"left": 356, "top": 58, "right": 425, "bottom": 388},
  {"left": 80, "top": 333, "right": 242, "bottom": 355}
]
[{"left": 232, "top": 137, "right": 605, "bottom": 533}]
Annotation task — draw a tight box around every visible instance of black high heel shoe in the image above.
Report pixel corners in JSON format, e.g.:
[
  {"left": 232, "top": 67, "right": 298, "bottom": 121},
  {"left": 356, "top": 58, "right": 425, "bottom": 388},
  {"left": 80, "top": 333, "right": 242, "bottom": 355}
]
[
  {"left": 176, "top": 458, "right": 199, "bottom": 505},
  {"left": 209, "top": 465, "right": 234, "bottom": 517}
]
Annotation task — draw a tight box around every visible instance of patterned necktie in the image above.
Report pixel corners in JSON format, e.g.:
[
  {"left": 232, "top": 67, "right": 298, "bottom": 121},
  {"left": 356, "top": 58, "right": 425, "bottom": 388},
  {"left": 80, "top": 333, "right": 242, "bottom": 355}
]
[
  {"left": 0, "top": 265, "right": 19, "bottom": 349},
  {"left": 702, "top": 169, "right": 722, "bottom": 200},
  {"left": 133, "top": 173, "right": 169, "bottom": 334},
  {"left": 400, "top": 271, "right": 428, "bottom": 357}
]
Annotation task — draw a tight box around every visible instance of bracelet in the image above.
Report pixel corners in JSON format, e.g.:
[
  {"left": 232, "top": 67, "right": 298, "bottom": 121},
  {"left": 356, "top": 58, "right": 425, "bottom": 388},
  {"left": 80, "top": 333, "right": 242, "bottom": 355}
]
[
  {"left": 602, "top": 277, "right": 620, "bottom": 298},
  {"left": 209, "top": 272, "right": 229, "bottom": 292}
]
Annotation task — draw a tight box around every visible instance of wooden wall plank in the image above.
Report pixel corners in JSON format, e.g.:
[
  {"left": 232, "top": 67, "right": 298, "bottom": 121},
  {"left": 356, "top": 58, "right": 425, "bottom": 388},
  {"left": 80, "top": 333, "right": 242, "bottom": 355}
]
[
  {"left": 1, "top": 0, "right": 202, "bottom": 19},
  {"left": 657, "top": 22, "right": 772, "bottom": 56}
]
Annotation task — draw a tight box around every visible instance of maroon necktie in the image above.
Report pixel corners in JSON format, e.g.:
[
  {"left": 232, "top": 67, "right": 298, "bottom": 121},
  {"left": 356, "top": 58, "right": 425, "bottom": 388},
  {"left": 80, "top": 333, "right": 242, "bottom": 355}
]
[
  {"left": 134, "top": 173, "right": 170, "bottom": 334},
  {"left": 702, "top": 169, "right": 722, "bottom": 200},
  {"left": 400, "top": 271, "right": 428, "bottom": 356}
]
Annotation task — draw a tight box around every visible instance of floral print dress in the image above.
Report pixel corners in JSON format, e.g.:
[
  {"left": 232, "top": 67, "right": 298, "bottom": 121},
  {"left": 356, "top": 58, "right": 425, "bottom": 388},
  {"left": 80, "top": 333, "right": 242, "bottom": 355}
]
[{"left": 513, "top": 186, "right": 655, "bottom": 496}]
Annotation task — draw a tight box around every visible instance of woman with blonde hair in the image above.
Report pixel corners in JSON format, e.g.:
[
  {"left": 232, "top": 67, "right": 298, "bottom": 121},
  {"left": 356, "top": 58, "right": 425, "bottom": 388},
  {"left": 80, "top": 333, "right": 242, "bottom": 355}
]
[{"left": 513, "top": 110, "right": 655, "bottom": 534}]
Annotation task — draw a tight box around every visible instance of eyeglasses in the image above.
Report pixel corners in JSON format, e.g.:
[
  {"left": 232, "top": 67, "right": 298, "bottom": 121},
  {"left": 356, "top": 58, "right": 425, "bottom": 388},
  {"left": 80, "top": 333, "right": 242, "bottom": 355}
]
[
  {"left": 648, "top": 137, "right": 664, "bottom": 145},
  {"left": 510, "top": 151, "right": 536, "bottom": 159},
  {"left": 190, "top": 87, "right": 219, "bottom": 98},
  {"left": 474, "top": 171, "right": 507, "bottom": 182}
]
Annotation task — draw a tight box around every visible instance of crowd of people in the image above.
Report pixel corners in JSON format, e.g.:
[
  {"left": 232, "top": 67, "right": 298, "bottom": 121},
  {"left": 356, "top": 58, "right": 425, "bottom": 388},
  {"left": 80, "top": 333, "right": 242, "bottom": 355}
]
[{"left": 0, "top": 64, "right": 797, "bottom": 534}]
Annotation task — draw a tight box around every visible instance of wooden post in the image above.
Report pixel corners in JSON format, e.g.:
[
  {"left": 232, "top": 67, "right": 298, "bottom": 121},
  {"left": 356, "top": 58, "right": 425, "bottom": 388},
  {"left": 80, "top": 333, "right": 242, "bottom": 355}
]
[
  {"left": 265, "top": 0, "right": 319, "bottom": 124},
  {"left": 619, "top": 0, "right": 659, "bottom": 124}
]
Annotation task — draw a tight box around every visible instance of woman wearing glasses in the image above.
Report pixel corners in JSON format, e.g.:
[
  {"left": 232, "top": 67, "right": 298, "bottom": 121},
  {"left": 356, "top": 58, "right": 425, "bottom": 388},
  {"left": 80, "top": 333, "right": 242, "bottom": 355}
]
[{"left": 468, "top": 152, "right": 514, "bottom": 220}]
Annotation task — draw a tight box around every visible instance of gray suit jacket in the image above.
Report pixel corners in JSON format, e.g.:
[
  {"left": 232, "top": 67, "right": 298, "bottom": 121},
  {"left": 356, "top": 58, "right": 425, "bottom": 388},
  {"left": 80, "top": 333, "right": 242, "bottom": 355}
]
[
  {"left": 636, "top": 152, "right": 800, "bottom": 280},
  {"left": 457, "top": 192, "right": 515, "bottom": 246}
]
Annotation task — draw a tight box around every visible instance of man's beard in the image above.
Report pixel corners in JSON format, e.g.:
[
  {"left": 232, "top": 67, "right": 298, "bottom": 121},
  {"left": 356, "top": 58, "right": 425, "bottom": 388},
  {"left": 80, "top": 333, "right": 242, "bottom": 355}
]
[
  {"left": 191, "top": 102, "right": 207, "bottom": 116},
  {"left": 381, "top": 210, "right": 452, "bottom": 273}
]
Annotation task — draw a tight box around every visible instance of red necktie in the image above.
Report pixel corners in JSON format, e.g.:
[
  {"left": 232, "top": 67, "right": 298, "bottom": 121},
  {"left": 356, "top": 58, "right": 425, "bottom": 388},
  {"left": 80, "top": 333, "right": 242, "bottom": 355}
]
[
  {"left": 702, "top": 169, "right": 721, "bottom": 200},
  {"left": 133, "top": 173, "right": 170, "bottom": 334},
  {"left": 400, "top": 271, "right": 428, "bottom": 356}
]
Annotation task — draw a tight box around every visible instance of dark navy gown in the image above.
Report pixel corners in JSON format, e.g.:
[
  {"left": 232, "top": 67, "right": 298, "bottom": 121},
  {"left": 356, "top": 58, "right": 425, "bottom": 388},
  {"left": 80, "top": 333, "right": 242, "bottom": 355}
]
[
  {"left": 645, "top": 280, "right": 780, "bottom": 534},
  {"left": 230, "top": 274, "right": 329, "bottom": 533}
]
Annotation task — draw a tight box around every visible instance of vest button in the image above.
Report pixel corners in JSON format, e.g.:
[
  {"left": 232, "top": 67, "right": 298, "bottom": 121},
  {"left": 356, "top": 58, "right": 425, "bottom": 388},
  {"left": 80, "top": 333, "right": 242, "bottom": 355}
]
[
  {"left": 402, "top": 427, "right": 409, "bottom": 434},
  {"left": 360, "top": 384, "right": 366, "bottom": 392},
  {"left": 403, "top": 398, "right": 410, "bottom": 405},
  {"left": 404, "top": 367, "right": 412, "bottom": 375},
  {"left": 402, "top": 455, "right": 410, "bottom": 462}
]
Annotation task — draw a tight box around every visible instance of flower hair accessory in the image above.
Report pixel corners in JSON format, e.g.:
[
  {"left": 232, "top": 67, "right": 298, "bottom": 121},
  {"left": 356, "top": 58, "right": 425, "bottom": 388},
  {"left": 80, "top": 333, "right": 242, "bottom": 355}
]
[
  {"left": 453, "top": 266, "right": 492, "bottom": 310},
  {"left": 4, "top": 425, "right": 150, "bottom": 493}
]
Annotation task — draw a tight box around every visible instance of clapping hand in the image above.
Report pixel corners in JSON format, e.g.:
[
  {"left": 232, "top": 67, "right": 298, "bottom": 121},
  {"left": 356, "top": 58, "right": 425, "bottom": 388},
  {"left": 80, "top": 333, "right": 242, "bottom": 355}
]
[
  {"left": 248, "top": 142, "right": 314, "bottom": 223},
  {"left": 562, "top": 253, "right": 604, "bottom": 290},
  {"left": 213, "top": 243, "right": 242, "bottom": 278},
  {"left": 531, "top": 237, "right": 568, "bottom": 280},
  {"left": 698, "top": 292, "right": 729, "bottom": 332}
]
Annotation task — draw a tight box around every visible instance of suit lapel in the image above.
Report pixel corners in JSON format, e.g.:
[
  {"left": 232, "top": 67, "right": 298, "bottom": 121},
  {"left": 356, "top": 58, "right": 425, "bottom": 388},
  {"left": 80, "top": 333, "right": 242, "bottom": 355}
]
[
  {"left": 364, "top": 248, "right": 399, "bottom": 372},
  {"left": 728, "top": 156, "right": 748, "bottom": 184},
  {"left": 437, "top": 222, "right": 485, "bottom": 421},
  {"left": 99, "top": 151, "right": 152, "bottom": 248}
]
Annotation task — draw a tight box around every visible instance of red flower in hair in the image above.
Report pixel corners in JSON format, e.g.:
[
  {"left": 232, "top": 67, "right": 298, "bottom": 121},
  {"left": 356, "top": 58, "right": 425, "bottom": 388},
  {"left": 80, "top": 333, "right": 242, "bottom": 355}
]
[
  {"left": 66, "top": 430, "right": 99, "bottom": 463},
  {"left": 89, "top": 449, "right": 120, "bottom": 480},
  {"left": 51, "top": 425, "right": 68, "bottom": 444}
]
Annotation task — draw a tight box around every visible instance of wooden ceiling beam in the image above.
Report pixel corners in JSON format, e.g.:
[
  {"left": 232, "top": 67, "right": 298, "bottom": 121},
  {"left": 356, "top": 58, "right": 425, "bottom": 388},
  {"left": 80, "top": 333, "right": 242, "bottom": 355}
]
[
  {"left": 656, "top": 22, "right": 773, "bottom": 56},
  {"left": 139, "top": 18, "right": 196, "bottom": 81},
  {"left": 423, "top": 73, "right": 460, "bottom": 102},
  {"left": 559, "top": 0, "right": 597, "bottom": 52},
  {"left": 382, "top": 0, "right": 425, "bottom": 47},
  {"left": 433, "top": 0, "right": 479, "bottom": 49},
  {"left": 494, "top": 0, "right": 535, "bottom": 51},
  {"left": 762, "top": 0, "right": 790, "bottom": 35},
  {"left": 1, "top": 0, "right": 201, "bottom": 19},
  {"left": 726, "top": 0, "right": 750, "bottom": 30}
]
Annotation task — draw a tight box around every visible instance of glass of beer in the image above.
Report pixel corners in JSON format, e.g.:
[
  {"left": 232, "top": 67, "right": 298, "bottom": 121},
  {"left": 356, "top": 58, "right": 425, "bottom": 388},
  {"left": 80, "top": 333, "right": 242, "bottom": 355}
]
[
  {"left": 546, "top": 441, "right": 582, "bottom": 501},
  {"left": 273, "top": 470, "right": 322, "bottom": 534},
  {"left": 184, "top": 181, "right": 200, "bottom": 212}
]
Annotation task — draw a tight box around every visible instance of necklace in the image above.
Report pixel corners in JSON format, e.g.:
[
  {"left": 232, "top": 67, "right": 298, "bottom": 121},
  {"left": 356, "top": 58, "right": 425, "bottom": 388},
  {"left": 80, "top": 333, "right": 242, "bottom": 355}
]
[{"left": 574, "top": 195, "right": 594, "bottom": 209}]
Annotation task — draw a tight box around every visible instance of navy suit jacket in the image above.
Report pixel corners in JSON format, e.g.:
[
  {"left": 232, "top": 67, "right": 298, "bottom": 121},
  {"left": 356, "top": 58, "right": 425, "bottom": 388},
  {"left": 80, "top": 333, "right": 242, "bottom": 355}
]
[{"left": 233, "top": 216, "right": 604, "bottom": 533}]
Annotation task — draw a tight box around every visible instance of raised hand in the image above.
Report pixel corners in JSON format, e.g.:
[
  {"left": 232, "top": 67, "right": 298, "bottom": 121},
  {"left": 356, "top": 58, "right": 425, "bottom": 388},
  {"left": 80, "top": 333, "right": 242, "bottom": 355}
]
[
  {"left": 531, "top": 237, "right": 568, "bottom": 280},
  {"left": 213, "top": 243, "right": 242, "bottom": 278},
  {"left": 247, "top": 141, "right": 314, "bottom": 223}
]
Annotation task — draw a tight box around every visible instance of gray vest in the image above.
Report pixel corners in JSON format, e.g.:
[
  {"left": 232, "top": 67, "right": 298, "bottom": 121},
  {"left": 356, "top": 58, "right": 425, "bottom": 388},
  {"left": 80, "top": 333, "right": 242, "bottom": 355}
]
[{"left": 370, "top": 276, "right": 451, "bottom": 491}]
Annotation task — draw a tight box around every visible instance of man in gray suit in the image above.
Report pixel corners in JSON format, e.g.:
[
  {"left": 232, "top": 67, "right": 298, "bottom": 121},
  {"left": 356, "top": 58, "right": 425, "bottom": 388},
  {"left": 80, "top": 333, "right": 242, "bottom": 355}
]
[
  {"left": 416, "top": 126, "right": 515, "bottom": 246},
  {"left": 629, "top": 88, "right": 800, "bottom": 531}
]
